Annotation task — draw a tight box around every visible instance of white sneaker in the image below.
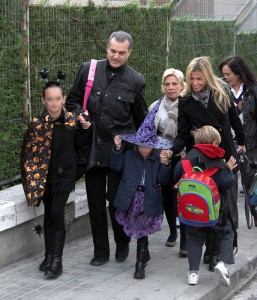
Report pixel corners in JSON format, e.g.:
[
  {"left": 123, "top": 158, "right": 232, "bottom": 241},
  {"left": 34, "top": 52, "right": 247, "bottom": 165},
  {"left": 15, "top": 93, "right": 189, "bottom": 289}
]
[
  {"left": 214, "top": 261, "right": 230, "bottom": 287},
  {"left": 188, "top": 272, "right": 199, "bottom": 285}
]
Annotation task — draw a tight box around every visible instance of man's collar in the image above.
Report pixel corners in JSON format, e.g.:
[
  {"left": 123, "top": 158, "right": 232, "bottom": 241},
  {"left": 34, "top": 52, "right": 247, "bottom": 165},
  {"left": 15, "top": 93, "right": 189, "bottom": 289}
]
[{"left": 106, "top": 59, "right": 127, "bottom": 72}]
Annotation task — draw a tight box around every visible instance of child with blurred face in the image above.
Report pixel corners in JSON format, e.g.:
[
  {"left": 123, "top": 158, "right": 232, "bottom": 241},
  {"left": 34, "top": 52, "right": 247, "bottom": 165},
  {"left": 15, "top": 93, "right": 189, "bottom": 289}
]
[
  {"left": 110, "top": 103, "right": 172, "bottom": 279},
  {"left": 21, "top": 81, "right": 88, "bottom": 279}
]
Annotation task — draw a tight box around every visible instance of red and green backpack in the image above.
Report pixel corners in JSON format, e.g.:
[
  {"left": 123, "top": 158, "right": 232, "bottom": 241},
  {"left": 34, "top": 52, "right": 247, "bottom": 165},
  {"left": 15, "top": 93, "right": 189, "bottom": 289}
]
[{"left": 175, "top": 160, "right": 221, "bottom": 227}]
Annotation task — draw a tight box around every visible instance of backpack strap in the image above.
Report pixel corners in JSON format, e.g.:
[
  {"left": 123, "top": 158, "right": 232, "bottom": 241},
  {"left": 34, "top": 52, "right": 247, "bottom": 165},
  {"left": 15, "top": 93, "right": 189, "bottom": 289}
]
[
  {"left": 181, "top": 160, "right": 193, "bottom": 174},
  {"left": 182, "top": 159, "right": 219, "bottom": 177}
]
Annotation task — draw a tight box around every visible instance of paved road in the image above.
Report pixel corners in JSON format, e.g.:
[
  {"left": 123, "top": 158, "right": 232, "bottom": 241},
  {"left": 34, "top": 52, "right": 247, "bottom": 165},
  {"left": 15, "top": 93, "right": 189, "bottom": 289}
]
[{"left": 0, "top": 187, "right": 257, "bottom": 300}]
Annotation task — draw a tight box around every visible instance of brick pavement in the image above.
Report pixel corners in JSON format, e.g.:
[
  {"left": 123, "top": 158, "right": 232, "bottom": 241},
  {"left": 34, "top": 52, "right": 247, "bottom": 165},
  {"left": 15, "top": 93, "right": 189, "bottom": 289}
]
[{"left": 0, "top": 191, "right": 257, "bottom": 300}]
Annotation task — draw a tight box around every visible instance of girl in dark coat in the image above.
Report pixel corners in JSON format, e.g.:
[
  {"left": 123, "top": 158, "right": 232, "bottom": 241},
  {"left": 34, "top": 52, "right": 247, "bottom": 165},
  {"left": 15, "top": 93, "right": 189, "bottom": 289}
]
[
  {"left": 21, "top": 81, "right": 88, "bottom": 278},
  {"left": 165, "top": 56, "right": 246, "bottom": 269},
  {"left": 110, "top": 103, "right": 171, "bottom": 279}
]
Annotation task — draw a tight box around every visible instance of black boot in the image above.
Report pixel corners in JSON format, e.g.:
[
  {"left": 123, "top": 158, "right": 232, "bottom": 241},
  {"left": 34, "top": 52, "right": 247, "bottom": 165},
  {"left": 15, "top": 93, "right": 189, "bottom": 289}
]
[
  {"left": 144, "top": 247, "right": 151, "bottom": 265},
  {"left": 39, "top": 228, "right": 54, "bottom": 271},
  {"left": 134, "top": 237, "right": 149, "bottom": 279},
  {"left": 44, "top": 230, "right": 66, "bottom": 278},
  {"left": 142, "top": 238, "right": 151, "bottom": 266},
  {"left": 209, "top": 255, "right": 219, "bottom": 272}
]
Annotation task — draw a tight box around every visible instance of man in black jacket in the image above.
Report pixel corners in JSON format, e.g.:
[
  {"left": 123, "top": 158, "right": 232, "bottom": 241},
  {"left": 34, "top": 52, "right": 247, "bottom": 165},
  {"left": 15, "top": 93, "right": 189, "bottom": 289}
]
[{"left": 66, "top": 31, "right": 148, "bottom": 266}]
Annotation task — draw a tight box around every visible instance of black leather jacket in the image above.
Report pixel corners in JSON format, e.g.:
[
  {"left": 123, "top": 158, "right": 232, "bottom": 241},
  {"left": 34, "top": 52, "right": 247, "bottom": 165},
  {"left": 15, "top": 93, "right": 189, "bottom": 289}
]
[{"left": 66, "top": 59, "right": 148, "bottom": 170}]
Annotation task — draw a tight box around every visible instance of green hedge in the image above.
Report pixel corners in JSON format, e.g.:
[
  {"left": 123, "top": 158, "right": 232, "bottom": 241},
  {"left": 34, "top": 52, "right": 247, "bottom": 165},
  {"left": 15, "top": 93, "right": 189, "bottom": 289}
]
[
  {"left": 168, "top": 18, "right": 236, "bottom": 75},
  {"left": 0, "top": 0, "right": 26, "bottom": 186},
  {"left": 236, "top": 32, "right": 257, "bottom": 72}
]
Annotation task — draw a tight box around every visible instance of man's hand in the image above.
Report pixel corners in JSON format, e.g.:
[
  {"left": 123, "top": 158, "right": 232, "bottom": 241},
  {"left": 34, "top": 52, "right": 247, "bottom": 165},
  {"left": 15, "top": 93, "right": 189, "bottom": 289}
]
[{"left": 78, "top": 110, "right": 91, "bottom": 129}]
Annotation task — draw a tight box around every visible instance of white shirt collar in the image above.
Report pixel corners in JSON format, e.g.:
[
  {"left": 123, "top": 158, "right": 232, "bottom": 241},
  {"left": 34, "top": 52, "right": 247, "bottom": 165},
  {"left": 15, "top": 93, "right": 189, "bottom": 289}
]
[{"left": 231, "top": 83, "right": 244, "bottom": 99}]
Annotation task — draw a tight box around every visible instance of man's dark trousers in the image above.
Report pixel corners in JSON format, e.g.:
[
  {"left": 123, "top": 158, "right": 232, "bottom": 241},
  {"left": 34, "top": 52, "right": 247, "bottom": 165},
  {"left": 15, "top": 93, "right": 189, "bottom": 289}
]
[{"left": 85, "top": 166, "right": 131, "bottom": 258}]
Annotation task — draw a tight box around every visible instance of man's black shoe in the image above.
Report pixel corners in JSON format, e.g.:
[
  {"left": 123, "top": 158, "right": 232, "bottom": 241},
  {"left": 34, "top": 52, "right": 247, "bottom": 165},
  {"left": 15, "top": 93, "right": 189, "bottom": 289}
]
[
  {"left": 90, "top": 256, "right": 109, "bottom": 266},
  {"left": 115, "top": 245, "right": 129, "bottom": 262}
]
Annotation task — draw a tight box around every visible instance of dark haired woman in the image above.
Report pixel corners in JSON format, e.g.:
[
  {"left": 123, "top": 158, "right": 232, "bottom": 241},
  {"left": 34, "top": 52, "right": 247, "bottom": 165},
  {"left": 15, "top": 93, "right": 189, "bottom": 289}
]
[
  {"left": 219, "top": 55, "right": 257, "bottom": 225},
  {"left": 21, "top": 81, "right": 90, "bottom": 278},
  {"left": 219, "top": 56, "right": 257, "bottom": 186}
]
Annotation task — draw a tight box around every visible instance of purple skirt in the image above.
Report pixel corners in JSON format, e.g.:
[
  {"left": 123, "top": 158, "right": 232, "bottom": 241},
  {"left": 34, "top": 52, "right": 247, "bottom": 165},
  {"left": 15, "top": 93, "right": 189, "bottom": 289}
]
[{"left": 115, "top": 190, "right": 164, "bottom": 239}]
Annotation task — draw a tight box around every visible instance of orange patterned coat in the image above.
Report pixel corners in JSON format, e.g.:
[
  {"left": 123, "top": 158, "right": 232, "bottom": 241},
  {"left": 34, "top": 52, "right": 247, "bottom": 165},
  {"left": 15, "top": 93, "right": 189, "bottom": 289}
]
[{"left": 21, "top": 108, "right": 77, "bottom": 207}]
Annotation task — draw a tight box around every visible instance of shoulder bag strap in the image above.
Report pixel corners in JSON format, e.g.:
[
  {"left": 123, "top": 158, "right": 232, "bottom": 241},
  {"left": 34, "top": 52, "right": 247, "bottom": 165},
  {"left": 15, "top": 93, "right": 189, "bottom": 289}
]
[{"left": 83, "top": 59, "right": 97, "bottom": 111}]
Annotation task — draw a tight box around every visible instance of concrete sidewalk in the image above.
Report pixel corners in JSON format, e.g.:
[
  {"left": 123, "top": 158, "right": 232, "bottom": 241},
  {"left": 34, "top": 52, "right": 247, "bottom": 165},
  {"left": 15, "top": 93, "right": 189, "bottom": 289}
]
[{"left": 0, "top": 193, "right": 257, "bottom": 300}]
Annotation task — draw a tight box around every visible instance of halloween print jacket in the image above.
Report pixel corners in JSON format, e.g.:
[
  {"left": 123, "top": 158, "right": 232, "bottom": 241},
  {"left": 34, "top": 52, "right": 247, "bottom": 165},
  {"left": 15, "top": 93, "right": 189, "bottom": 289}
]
[{"left": 20, "top": 108, "right": 79, "bottom": 207}]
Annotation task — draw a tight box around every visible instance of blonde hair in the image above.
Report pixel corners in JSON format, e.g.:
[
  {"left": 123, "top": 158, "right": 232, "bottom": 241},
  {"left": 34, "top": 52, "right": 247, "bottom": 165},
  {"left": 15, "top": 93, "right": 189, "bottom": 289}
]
[
  {"left": 161, "top": 68, "right": 185, "bottom": 93},
  {"left": 181, "top": 57, "right": 230, "bottom": 113},
  {"left": 192, "top": 125, "right": 221, "bottom": 145}
]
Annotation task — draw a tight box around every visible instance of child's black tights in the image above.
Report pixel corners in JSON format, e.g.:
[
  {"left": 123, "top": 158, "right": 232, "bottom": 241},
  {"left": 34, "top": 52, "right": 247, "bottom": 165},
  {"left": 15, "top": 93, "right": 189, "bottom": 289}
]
[
  {"left": 43, "top": 185, "right": 70, "bottom": 231},
  {"left": 137, "top": 236, "right": 148, "bottom": 245}
]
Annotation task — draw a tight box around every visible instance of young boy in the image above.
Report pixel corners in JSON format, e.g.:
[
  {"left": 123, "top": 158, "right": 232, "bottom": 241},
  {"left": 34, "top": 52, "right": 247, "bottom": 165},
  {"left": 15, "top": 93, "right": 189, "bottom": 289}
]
[{"left": 173, "top": 125, "right": 237, "bottom": 287}]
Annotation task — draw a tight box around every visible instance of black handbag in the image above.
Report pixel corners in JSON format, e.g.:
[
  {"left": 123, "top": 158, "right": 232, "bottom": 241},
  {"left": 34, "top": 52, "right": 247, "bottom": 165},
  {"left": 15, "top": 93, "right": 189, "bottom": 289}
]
[{"left": 75, "top": 124, "right": 92, "bottom": 180}]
